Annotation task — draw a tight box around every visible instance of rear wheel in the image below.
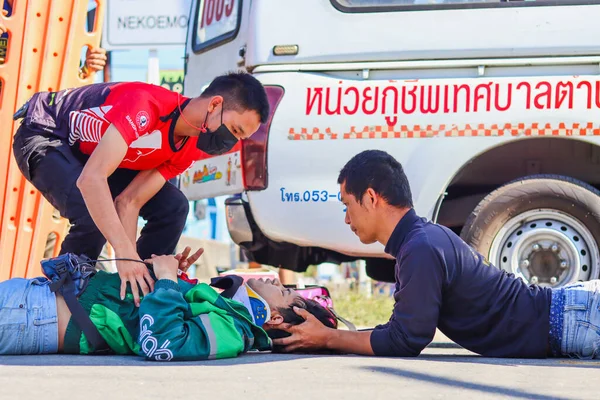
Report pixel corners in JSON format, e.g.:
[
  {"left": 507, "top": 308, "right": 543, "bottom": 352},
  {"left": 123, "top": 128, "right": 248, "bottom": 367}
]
[{"left": 461, "top": 175, "right": 600, "bottom": 288}]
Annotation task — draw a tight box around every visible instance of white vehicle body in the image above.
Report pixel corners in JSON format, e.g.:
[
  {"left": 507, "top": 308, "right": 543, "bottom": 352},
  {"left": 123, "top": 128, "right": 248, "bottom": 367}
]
[{"left": 182, "top": 0, "right": 600, "bottom": 286}]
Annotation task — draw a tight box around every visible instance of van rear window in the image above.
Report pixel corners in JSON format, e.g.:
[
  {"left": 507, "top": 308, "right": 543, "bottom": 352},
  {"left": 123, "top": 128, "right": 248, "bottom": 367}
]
[
  {"left": 331, "top": 0, "right": 594, "bottom": 12},
  {"left": 192, "top": 0, "right": 242, "bottom": 53}
]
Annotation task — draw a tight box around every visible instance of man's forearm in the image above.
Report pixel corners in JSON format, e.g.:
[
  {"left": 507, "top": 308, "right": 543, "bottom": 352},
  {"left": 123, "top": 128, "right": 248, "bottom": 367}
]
[
  {"left": 77, "top": 174, "right": 136, "bottom": 255},
  {"left": 113, "top": 169, "right": 166, "bottom": 248},
  {"left": 326, "top": 329, "right": 375, "bottom": 356},
  {"left": 115, "top": 200, "right": 140, "bottom": 248}
]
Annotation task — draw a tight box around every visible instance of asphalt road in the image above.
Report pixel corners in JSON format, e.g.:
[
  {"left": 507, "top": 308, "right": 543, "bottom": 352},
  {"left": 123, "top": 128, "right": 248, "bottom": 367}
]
[{"left": 1, "top": 346, "right": 598, "bottom": 400}]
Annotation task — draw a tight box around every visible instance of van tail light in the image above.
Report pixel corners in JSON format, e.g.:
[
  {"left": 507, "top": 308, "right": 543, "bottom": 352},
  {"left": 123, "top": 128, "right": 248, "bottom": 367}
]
[{"left": 241, "top": 85, "right": 284, "bottom": 191}]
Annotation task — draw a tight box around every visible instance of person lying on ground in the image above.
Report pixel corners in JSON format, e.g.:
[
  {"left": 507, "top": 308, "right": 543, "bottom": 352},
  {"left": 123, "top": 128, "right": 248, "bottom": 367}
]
[{"left": 0, "top": 249, "right": 337, "bottom": 361}]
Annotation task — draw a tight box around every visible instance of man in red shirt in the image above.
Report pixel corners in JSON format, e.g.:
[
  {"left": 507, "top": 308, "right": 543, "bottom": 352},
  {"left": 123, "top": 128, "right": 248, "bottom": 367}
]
[{"left": 12, "top": 72, "right": 269, "bottom": 306}]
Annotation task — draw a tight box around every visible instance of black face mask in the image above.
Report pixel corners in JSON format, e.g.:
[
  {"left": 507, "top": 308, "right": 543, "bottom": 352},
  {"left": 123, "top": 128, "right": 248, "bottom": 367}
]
[{"left": 196, "top": 107, "right": 239, "bottom": 155}]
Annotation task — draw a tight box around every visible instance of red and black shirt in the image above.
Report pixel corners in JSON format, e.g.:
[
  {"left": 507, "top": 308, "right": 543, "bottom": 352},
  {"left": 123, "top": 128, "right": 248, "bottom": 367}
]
[{"left": 25, "top": 81, "right": 209, "bottom": 180}]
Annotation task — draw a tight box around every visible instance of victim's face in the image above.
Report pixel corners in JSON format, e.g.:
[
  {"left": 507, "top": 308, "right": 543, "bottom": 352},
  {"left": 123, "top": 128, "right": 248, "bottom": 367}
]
[{"left": 246, "top": 278, "right": 300, "bottom": 310}]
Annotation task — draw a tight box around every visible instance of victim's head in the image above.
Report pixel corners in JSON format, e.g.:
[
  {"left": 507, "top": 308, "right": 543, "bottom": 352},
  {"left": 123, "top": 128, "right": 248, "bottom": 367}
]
[{"left": 246, "top": 278, "right": 337, "bottom": 345}]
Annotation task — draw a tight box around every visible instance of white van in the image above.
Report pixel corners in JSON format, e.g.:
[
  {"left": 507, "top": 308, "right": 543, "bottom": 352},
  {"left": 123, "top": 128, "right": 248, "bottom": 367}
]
[{"left": 181, "top": 0, "right": 600, "bottom": 287}]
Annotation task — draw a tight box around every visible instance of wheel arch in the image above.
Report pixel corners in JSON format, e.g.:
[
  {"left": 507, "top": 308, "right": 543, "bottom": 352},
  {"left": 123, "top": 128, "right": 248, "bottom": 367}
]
[{"left": 435, "top": 136, "right": 600, "bottom": 233}]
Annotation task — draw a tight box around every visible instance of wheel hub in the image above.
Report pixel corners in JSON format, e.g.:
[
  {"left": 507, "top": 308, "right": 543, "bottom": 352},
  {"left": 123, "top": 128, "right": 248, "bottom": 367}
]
[
  {"left": 525, "top": 244, "right": 568, "bottom": 284},
  {"left": 489, "top": 209, "right": 597, "bottom": 288}
]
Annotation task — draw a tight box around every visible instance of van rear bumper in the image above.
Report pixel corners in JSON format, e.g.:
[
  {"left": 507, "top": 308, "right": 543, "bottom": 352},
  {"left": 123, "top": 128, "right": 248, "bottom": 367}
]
[
  {"left": 224, "top": 195, "right": 359, "bottom": 273},
  {"left": 225, "top": 196, "right": 254, "bottom": 245}
]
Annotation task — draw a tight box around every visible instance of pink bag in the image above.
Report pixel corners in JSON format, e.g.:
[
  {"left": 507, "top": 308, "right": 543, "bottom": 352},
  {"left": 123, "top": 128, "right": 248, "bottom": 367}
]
[{"left": 286, "top": 284, "right": 356, "bottom": 331}]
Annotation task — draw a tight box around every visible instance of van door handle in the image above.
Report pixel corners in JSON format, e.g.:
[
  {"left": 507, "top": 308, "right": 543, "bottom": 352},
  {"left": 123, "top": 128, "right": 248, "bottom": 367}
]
[{"left": 237, "top": 45, "right": 247, "bottom": 66}]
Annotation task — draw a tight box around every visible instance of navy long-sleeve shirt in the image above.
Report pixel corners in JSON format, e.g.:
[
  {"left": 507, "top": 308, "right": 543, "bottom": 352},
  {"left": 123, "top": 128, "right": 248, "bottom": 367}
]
[{"left": 370, "top": 209, "right": 552, "bottom": 358}]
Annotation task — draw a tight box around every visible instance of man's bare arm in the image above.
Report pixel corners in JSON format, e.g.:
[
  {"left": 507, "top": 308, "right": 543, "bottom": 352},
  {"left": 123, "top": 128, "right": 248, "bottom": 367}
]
[
  {"left": 77, "top": 124, "right": 134, "bottom": 255},
  {"left": 77, "top": 124, "right": 153, "bottom": 305},
  {"left": 324, "top": 329, "right": 375, "bottom": 355},
  {"left": 272, "top": 307, "right": 375, "bottom": 355},
  {"left": 114, "top": 169, "right": 166, "bottom": 245}
]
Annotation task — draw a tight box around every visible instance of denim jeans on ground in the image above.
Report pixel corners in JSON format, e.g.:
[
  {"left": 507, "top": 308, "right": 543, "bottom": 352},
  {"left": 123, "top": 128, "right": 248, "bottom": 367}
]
[
  {"left": 0, "top": 277, "right": 58, "bottom": 355},
  {"left": 553, "top": 279, "right": 600, "bottom": 359}
]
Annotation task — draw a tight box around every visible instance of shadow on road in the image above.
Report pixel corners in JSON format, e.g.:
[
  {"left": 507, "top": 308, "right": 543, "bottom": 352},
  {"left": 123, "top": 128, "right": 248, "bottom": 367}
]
[
  {"left": 357, "top": 365, "right": 572, "bottom": 400},
  {"left": 1, "top": 350, "right": 597, "bottom": 369},
  {"left": 417, "top": 353, "right": 600, "bottom": 369}
]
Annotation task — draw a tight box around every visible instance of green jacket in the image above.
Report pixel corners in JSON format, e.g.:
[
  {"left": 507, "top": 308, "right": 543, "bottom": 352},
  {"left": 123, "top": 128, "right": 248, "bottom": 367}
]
[{"left": 63, "top": 271, "right": 272, "bottom": 361}]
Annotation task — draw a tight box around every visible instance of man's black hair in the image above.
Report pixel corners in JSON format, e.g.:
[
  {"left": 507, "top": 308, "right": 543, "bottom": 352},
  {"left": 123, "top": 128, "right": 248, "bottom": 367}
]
[
  {"left": 267, "top": 297, "right": 338, "bottom": 352},
  {"left": 201, "top": 71, "right": 270, "bottom": 124},
  {"left": 337, "top": 150, "right": 413, "bottom": 208}
]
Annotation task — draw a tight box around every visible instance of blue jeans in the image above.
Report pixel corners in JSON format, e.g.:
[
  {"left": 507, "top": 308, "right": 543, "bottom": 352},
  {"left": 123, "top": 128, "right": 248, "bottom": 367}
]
[
  {"left": 549, "top": 280, "right": 600, "bottom": 359},
  {"left": 0, "top": 277, "right": 58, "bottom": 355}
]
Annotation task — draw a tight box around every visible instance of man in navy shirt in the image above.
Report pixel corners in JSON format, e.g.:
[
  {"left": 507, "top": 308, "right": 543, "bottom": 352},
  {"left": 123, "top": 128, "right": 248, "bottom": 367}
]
[{"left": 274, "top": 150, "right": 600, "bottom": 359}]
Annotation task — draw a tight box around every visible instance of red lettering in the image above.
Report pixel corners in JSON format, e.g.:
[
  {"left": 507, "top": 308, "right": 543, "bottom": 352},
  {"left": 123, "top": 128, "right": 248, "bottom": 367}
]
[
  {"left": 453, "top": 84, "right": 471, "bottom": 113},
  {"left": 299, "top": 79, "right": 600, "bottom": 119},
  {"left": 420, "top": 85, "right": 440, "bottom": 114},
  {"left": 382, "top": 86, "right": 398, "bottom": 125},
  {"left": 401, "top": 86, "right": 417, "bottom": 114},
  {"left": 385, "top": 116, "right": 397, "bottom": 126},
  {"left": 306, "top": 88, "right": 323, "bottom": 115},
  {"left": 361, "top": 87, "right": 379, "bottom": 115},
  {"left": 576, "top": 81, "right": 592, "bottom": 109},
  {"left": 443, "top": 85, "right": 450, "bottom": 113},
  {"left": 574, "top": 80, "right": 600, "bottom": 108},
  {"left": 225, "top": 0, "right": 235, "bottom": 16},
  {"left": 343, "top": 87, "right": 359, "bottom": 115},
  {"left": 474, "top": 83, "right": 492, "bottom": 112},
  {"left": 325, "top": 86, "right": 342, "bottom": 115},
  {"left": 215, "top": 0, "right": 224, "bottom": 22},
  {"left": 555, "top": 81, "right": 574, "bottom": 109},
  {"left": 516, "top": 82, "right": 532, "bottom": 109},
  {"left": 206, "top": 0, "right": 215, "bottom": 26},
  {"left": 200, "top": 0, "right": 207, "bottom": 28},
  {"left": 494, "top": 83, "right": 512, "bottom": 112},
  {"left": 533, "top": 81, "right": 552, "bottom": 109},
  {"left": 382, "top": 86, "right": 398, "bottom": 114}
]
